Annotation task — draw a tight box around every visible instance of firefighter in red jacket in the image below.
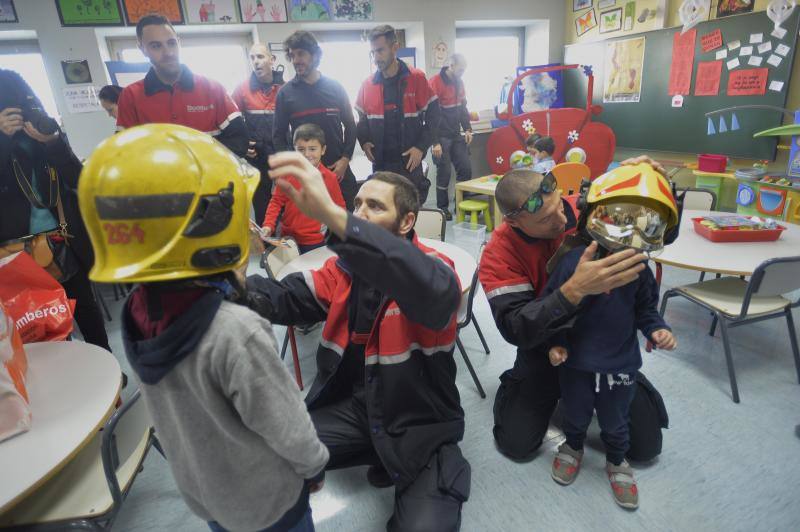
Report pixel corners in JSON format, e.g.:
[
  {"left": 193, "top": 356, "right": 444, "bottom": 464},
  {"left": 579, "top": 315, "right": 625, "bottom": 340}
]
[
  {"left": 116, "top": 15, "right": 248, "bottom": 157},
  {"left": 479, "top": 161, "right": 669, "bottom": 463},
  {"left": 245, "top": 152, "right": 469, "bottom": 531},
  {"left": 232, "top": 43, "right": 285, "bottom": 224},
  {"left": 355, "top": 25, "right": 440, "bottom": 203},
  {"left": 429, "top": 53, "right": 473, "bottom": 220}
]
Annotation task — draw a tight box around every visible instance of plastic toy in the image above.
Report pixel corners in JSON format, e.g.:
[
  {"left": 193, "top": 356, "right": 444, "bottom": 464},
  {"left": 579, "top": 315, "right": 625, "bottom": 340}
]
[{"left": 509, "top": 150, "right": 534, "bottom": 169}]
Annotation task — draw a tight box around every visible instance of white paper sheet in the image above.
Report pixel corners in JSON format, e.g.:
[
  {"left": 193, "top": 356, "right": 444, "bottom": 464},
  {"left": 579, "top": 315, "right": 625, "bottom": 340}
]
[
  {"left": 739, "top": 46, "right": 753, "bottom": 56},
  {"left": 715, "top": 49, "right": 728, "bottom": 60},
  {"left": 728, "top": 40, "right": 741, "bottom": 50},
  {"left": 749, "top": 33, "right": 763, "bottom": 44},
  {"left": 771, "top": 27, "right": 788, "bottom": 40},
  {"left": 757, "top": 42, "right": 772, "bottom": 54},
  {"left": 727, "top": 58, "right": 740, "bottom": 70},
  {"left": 775, "top": 43, "right": 790, "bottom": 57},
  {"left": 767, "top": 54, "right": 782, "bottom": 67},
  {"left": 747, "top": 55, "right": 763, "bottom": 66},
  {"left": 769, "top": 80, "right": 784, "bottom": 92}
]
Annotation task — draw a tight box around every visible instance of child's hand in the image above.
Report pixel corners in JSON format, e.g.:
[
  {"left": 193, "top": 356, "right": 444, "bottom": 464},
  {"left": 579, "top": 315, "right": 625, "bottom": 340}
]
[
  {"left": 548, "top": 346, "right": 568, "bottom": 366},
  {"left": 650, "top": 329, "right": 677, "bottom": 350}
]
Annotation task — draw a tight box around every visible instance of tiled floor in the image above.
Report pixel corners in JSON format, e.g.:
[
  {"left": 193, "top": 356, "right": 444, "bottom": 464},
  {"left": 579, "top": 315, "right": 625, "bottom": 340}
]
[{"left": 93, "top": 219, "right": 800, "bottom": 532}]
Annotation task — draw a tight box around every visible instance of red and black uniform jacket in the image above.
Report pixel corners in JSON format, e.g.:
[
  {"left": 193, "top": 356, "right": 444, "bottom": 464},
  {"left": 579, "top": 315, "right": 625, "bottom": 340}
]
[
  {"left": 116, "top": 65, "right": 248, "bottom": 157},
  {"left": 245, "top": 214, "right": 463, "bottom": 489},
  {"left": 354, "top": 60, "right": 440, "bottom": 166},
  {"left": 478, "top": 198, "right": 580, "bottom": 358},
  {"left": 271, "top": 75, "right": 356, "bottom": 167},
  {"left": 429, "top": 67, "right": 471, "bottom": 140},
  {"left": 231, "top": 70, "right": 284, "bottom": 161}
]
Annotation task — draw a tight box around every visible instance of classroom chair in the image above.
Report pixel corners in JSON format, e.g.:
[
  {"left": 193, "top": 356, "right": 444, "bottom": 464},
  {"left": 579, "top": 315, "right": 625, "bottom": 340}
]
[
  {"left": 457, "top": 199, "right": 494, "bottom": 231},
  {"left": 551, "top": 162, "right": 591, "bottom": 195},
  {"left": 679, "top": 187, "right": 718, "bottom": 281},
  {"left": 455, "top": 244, "right": 491, "bottom": 399},
  {"left": 659, "top": 256, "right": 800, "bottom": 404},
  {"left": 0, "top": 390, "right": 160, "bottom": 531},
  {"left": 415, "top": 208, "right": 447, "bottom": 241},
  {"left": 262, "top": 238, "right": 304, "bottom": 390}
]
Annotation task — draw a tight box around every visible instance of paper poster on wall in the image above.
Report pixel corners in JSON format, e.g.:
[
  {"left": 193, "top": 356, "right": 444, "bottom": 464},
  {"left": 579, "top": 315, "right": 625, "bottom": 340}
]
[
  {"left": 700, "top": 29, "right": 722, "bottom": 52},
  {"left": 431, "top": 40, "right": 449, "bottom": 69},
  {"left": 238, "top": 0, "right": 287, "bottom": 22},
  {"left": 694, "top": 60, "right": 722, "bottom": 96},
  {"left": 623, "top": 1, "right": 635, "bottom": 30},
  {"left": 288, "top": 0, "right": 330, "bottom": 21},
  {"left": 56, "top": 0, "right": 125, "bottom": 26},
  {"left": 603, "top": 36, "right": 645, "bottom": 103},
  {"left": 727, "top": 67, "right": 768, "bottom": 96},
  {"left": 574, "top": 0, "right": 593, "bottom": 11},
  {"left": 184, "top": 0, "right": 239, "bottom": 23},
  {"left": 61, "top": 60, "right": 92, "bottom": 84},
  {"left": 123, "top": 0, "right": 184, "bottom": 24},
  {"left": 668, "top": 28, "right": 696, "bottom": 95},
  {"left": 716, "top": 0, "right": 754, "bottom": 18},
  {"left": 600, "top": 8, "right": 623, "bottom": 33},
  {"left": 62, "top": 86, "right": 102, "bottom": 114},
  {"left": 0, "top": 0, "right": 18, "bottom": 23},
  {"left": 331, "top": 0, "right": 372, "bottom": 21},
  {"left": 575, "top": 9, "right": 597, "bottom": 36}
]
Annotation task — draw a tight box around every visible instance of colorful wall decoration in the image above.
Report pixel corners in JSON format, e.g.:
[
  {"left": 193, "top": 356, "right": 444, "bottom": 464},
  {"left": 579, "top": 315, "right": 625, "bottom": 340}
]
[
  {"left": 56, "top": 0, "right": 125, "bottom": 26},
  {"left": 122, "top": 0, "right": 184, "bottom": 24},
  {"left": 331, "top": 0, "right": 371, "bottom": 21},
  {"left": 717, "top": 0, "right": 755, "bottom": 18},
  {"left": 237, "top": 0, "right": 287, "bottom": 22},
  {"left": 183, "top": 0, "right": 239, "bottom": 23},
  {"left": 288, "top": 0, "right": 330, "bottom": 21}
]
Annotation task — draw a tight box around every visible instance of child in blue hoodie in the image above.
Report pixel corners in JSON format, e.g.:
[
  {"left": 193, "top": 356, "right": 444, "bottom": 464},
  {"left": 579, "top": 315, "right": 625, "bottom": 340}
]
[{"left": 542, "top": 164, "right": 678, "bottom": 510}]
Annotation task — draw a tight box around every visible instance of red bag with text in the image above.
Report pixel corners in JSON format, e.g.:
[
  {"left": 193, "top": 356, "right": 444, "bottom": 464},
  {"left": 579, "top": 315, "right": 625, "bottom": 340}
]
[
  {"left": 0, "top": 252, "right": 75, "bottom": 343},
  {"left": 0, "top": 301, "right": 32, "bottom": 442}
]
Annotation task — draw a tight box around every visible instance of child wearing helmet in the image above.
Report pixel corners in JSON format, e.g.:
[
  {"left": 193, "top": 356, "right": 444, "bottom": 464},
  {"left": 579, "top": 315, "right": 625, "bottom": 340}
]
[
  {"left": 542, "top": 163, "right": 679, "bottom": 510},
  {"left": 79, "top": 124, "right": 329, "bottom": 531}
]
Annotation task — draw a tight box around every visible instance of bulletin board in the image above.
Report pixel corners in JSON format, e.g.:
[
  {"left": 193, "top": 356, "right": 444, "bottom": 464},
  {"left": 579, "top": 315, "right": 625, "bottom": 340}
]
[{"left": 563, "top": 9, "right": 800, "bottom": 160}]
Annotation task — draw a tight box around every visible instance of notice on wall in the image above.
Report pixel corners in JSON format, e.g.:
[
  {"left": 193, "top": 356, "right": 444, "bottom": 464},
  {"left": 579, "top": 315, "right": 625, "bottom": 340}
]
[
  {"left": 603, "top": 37, "right": 646, "bottom": 103},
  {"left": 727, "top": 68, "right": 769, "bottom": 96},
  {"left": 668, "top": 28, "right": 696, "bottom": 95},
  {"left": 700, "top": 29, "right": 723, "bottom": 52},
  {"left": 62, "top": 86, "right": 102, "bottom": 114},
  {"left": 694, "top": 60, "right": 723, "bottom": 96}
]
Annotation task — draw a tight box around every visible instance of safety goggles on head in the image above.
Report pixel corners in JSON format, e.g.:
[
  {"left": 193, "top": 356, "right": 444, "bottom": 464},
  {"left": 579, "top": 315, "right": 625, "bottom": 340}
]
[
  {"left": 586, "top": 202, "right": 669, "bottom": 256},
  {"left": 504, "top": 172, "right": 558, "bottom": 218}
]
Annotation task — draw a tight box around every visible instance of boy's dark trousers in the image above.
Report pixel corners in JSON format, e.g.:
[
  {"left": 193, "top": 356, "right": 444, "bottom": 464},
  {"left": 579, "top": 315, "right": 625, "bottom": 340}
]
[
  {"left": 433, "top": 136, "right": 472, "bottom": 210},
  {"left": 559, "top": 366, "right": 638, "bottom": 465}
]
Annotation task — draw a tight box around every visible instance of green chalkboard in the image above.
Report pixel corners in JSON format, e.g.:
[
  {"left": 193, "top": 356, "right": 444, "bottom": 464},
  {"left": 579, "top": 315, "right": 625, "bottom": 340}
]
[{"left": 563, "top": 10, "right": 800, "bottom": 160}]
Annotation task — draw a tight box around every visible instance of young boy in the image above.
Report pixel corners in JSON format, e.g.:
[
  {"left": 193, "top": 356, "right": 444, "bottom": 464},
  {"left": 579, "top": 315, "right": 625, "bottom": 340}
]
[
  {"left": 262, "top": 123, "right": 345, "bottom": 254},
  {"left": 531, "top": 136, "right": 556, "bottom": 174},
  {"left": 78, "top": 124, "right": 329, "bottom": 532},
  {"left": 543, "top": 164, "right": 678, "bottom": 510},
  {"left": 525, "top": 132, "right": 541, "bottom": 157}
]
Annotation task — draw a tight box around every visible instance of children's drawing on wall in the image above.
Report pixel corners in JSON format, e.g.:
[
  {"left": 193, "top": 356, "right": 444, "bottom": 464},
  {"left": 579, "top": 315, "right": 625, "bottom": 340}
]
[
  {"left": 238, "top": 0, "right": 288, "bottom": 22},
  {"left": 289, "top": 0, "right": 330, "bottom": 21},
  {"left": 185, "top": 0, "right": 239, "bottom": 23},
  {"left": 600, "top": 7, "right": 623, "bottom": 33},
  {"left": 123, "top": 0, "right": 185, "bottom": 24},
  {"left": 603, "top": 36, "right": 646, "bottom": 102},
  {"left": 575, "top": 8, "right": 598, "bottom": 36},
  {"left": 574, "top": 0, "right": 593, "bottom": 11},
  {"left": 432, "top": 40, "right": 449, "bottom": 69},
  {"left": 331, "top": 0, "right": 372, "bottom": 21},
  {"left": 717, "top": 0, "right": 755, "bottom": 18},
  {"left": 515, "top": 67, "right": 563, "bottom": 113}
]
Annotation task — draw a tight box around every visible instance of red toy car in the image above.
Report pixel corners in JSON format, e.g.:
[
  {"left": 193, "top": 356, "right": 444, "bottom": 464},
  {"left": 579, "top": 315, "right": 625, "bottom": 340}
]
[{"left": 486, "top": 64, "right": 615, "bottom": 179}]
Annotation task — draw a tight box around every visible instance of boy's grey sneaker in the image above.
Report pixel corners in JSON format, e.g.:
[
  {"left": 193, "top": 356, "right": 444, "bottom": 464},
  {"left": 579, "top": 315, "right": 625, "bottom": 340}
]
[
  {"left": 606, "top": 460, "right": 639, "bottom": 510},
  {"left": 551, "top": 442, "right": 583, "bottom": 485}
]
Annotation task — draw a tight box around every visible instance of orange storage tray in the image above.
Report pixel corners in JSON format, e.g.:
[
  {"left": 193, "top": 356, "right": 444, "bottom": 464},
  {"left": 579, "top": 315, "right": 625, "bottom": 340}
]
[{"left": 692, "top": 217, "right": 786, "bottom": 242}]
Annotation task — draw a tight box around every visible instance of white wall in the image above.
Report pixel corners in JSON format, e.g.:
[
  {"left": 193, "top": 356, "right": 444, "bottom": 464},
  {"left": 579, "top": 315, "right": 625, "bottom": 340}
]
[{"left": 1, "top": 0, "right": 564, "bottom": 159}]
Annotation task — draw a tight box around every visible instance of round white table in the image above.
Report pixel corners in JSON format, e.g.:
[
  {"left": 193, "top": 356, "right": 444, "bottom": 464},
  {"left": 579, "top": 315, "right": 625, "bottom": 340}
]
[
  {"left": 654, "top": 210, "right": 800, "bottom": 276},
  {"left": 0, "top": 342, "right": 121, "bottom": 514},
  {"left": 276, "top": 238, "right": 477, "bottom": 294}
]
